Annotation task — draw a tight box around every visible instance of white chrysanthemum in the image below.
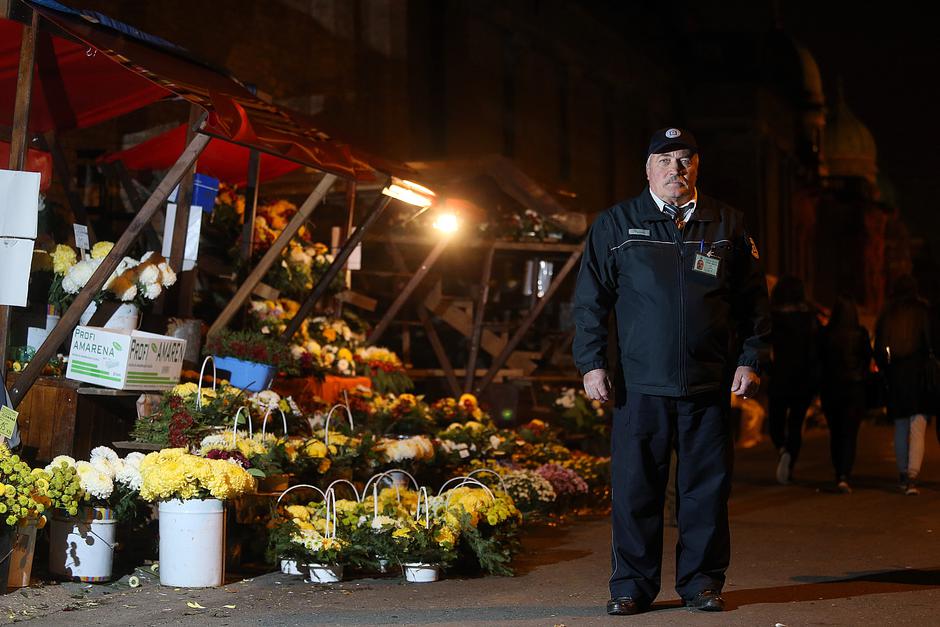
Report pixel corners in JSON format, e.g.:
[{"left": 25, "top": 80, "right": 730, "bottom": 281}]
[
  {"left": 158, "top": 262, "right": 177, "bottom": 286},
  {"left": 250, "top": 390, "right": 281, "bottom": 411},
  {"left": 103, "top": 257, "right": 139, "bottom": 289},
  {"left": 62, "top": 259, "right": 99, "bottom": 294},
  {"left": 138, "top": 264, "right": 160, "bottom": 287},
  {"left": 45, "top": 455, "right": 76, "bottom": 473},
  {"left": 117, "top": 283, "right": 138, "bottom": 301},
  {"left": 199, "top": 434, "right": 237, "bottom": 454},
  {"left": 123, "top": 452, "right": 146, "bottom": 468},
  {"left": 90, "top": 456, "right": 118, "bottom": 479},
  {"left": 143, "top": 282, "right": 162, "bottom": 300},
  {"left": 290, "top": 345, "right": 305, "bottom": 359},
  {"left": 115, "top": 461, "right": 142, "bottom": 491},
  {"left": 90, "top": 446, "right": 119, "bottom": 462},
  {"left": 140, "top": 251, "right": 155, "bottom": 263},
  {"left": 370, "top": 515, "right": 397, "bottom": 530},
  {"left": 77, "top": 465, "right": 115, "bottom": 500}
]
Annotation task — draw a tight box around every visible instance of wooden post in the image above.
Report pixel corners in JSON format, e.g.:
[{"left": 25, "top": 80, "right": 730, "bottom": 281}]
[
  {"left": 281, "top": 190, "right": 392, "bottom": 341},
  {"left": 239, "top": 149, "right": 261, "bottom": 262},
  {"left": 9, "top": 131, "right": 212, "bottom": 407},
  {"left": 463, "top": 244, "right": 496, "bottom": 392},
  {"left": 169, "top": 106, "right": 204, "bottom": 317},
  {"left": 366, "top": 235, "right": 451, "bottom": 345},
  {"left": 0, "top": 6, "right": 38, "bottom": 389},
  {"left": 208, "top": 173, "right": 338, "bottom": 336},
  {"left": 418, "top": 306, "right": 461, "bottom": 397},
  {"left": 474, "top": 245, "right": 583, "bottom": 395}
]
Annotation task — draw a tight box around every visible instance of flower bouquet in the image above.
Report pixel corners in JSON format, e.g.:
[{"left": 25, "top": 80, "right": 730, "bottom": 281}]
[
  {"left": 390, "top": 504, "right": 458, "bottom": 581},
  {"left": 429, "top": 394, "right": 489, "bottom": 426},
  {"left": 0, "top": 446, "right": 57, "bottom": 586},
  {"left": 264, "top": 242, "right": 345, "bottom": 300},
  {"left": 370, "top": 393, "right": 436, "bottom": 435},
  {"left": 205, "top": 329, "right": 295, "bottom": 391},
  {"left": 437, "top": 482, "right": 522, "bottom": 576},
  {"left": 248, "top": 298, "right": 300, "bottom": 336},
  {"left": 499, "top": 468, "right": 557, "bottom": 515}
]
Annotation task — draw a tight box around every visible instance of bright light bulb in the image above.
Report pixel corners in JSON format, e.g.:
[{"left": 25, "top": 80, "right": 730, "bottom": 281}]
[{"left": 432, "top": 212, "right": 460, "bottom": 233}]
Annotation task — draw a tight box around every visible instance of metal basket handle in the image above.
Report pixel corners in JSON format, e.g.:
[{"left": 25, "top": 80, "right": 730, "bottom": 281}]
[
  {"left": 325, "top": 479, "right": 361, "bottom": 503},
  {"left": 444, "top": 477, "right": 495, "bottom": 506},
  {"left": 323, "top": 403, "right": 355, "bottom": 447},
  {"left": 261, "top": 406, "right": 288, "bottom": 438},
  {"left": 196, "top": 355, "right": 217, "bottom": 409},
  {"left": 465, "top": 468, "right": 508, "bottom": 493},
  {"left": 275, "top": 483, "right": 327, "bottom": 507},
  {"left": 230, "top": 405, "right": 252, "bottom": 444}
]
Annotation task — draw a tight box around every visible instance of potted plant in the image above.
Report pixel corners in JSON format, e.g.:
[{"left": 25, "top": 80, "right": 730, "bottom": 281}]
[
  {"left": 391, "top": 514, "right": 458, "bottom": 583},
  {"left": 205, "top": 329, "right": 294, "bottom": 392},
  {"left": 139, "top": 448, "right": 255, "bottom": 587},
  {"left": 44, "top": 447, "right": 148, "bottom": 583},
  {"left": 0, "top": 446, "right": 60, "bottom": 589},
  {"left": 290, "top": 526, "right": 348, "bottom": 583}
]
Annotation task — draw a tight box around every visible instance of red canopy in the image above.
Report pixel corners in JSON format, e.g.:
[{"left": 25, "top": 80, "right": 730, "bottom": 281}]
[
  {"left": 1, "top": 1, "right": 412, "bottom": 182},
  {"left": 100, "top": 123, "right": 301, "bottom": 185},
  {"left": 0, "top": 140, "right": 52, "bottom": 191},
  {"left": 0, "top": 18, "right": 168, "bottom": 132}
]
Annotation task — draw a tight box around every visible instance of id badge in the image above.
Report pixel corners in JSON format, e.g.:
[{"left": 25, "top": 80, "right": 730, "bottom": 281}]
[{"left": 692, "top": 252, "right": 720, "bottom": 277}]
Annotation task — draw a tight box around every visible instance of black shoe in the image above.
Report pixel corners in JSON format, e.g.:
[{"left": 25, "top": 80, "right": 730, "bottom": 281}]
[
  {"left": 685, "top": 589, "right": 725, "bottom": 611},
  {"left": 607, "top": 596, "right": 642, "bottom": 615}
]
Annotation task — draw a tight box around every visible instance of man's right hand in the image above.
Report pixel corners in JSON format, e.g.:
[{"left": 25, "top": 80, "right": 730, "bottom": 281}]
[{"left": 583, "top": 368, "right": 610, "bottom": 403}]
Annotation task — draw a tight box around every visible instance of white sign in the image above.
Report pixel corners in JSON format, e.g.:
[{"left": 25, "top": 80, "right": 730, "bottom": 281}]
[
  {"left": 0, "top": 237, "right": 33, "bottom": 306},
  {"left": 73, "top": 223, "right": 90, "bottom": 252},
  {"left": 162, "top": 203, "right": 203, "bottom": 272},
  {"left": 65, "top": 326, "right": 187, "bottom": 390},
  {"left": 0, "top": 169, "right": 39, "bottom": 238}
]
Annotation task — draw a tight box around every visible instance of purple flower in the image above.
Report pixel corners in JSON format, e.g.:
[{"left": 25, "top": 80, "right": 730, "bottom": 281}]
[{"left": 535, "top": 463, "right": 588, "bottom": 497}]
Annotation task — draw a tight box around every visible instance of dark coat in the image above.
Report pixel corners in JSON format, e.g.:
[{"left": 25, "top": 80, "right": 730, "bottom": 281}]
[
  {"left": 572, "top": 188, "right": 771, "bottom": 397},
  {"left": 769, "top": 306, "right": 819, "bottom": 399},
  {"left": 818, "top": 323, "right": 872, "bottom": 412},
  {"left": 874, "top": 296, "right": 932, "bottom": 418}
]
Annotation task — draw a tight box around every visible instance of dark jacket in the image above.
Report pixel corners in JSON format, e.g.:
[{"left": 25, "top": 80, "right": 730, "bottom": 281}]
[
  {"left": 874, "top": 296, "right": 932, "bottom": 417},
  {"left": 572, "top": 188, "right": 771, "bottom": 397},
  {"left": 818, "top": 323, "right": 872, "bottom": 411},
  {"left": 769, "top": 306, "right": 819, "bottom": 398}
]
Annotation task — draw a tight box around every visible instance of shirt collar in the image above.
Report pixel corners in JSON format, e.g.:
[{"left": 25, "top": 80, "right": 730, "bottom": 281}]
[{"left": 649, "top": 188, "right": 697, "bottom": 220}]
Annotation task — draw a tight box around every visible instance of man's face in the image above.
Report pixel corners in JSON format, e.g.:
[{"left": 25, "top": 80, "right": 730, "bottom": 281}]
[{"left": 646, "top": 149, "right": 698, "bottom": 204}]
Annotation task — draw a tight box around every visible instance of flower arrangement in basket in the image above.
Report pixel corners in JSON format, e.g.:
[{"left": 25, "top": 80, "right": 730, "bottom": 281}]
[
  {"left": 131, "top": 380, "right": 245, "bottom": 448},
  {"left": 370, "top": 393, "right": 436, "bottom": 435},
  {"left": 429, "top": 394, "right": 488, "bottom": 426},
  {"left": 436, "top": 421, "right": 503, "bottom": 464},
  {"left": 353, "top": 347, "right": 412, "bottom": 394}
]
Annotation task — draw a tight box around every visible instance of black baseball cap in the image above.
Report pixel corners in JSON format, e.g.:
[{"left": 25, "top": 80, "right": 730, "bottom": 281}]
[{"left": 647, "top": 127, "right": 698, "bottom": 156}]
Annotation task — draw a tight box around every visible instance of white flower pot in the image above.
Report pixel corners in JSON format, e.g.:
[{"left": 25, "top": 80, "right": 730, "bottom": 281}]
[
  {"left": 79, "top": 302, "right": 139, "bottom": 330},
  {"left": 308, "top": 563, "right": 343, "bottom": 583},
  {"left": 49, "top": 507, "right": 117, "bottom": 582},
  {"left": 158, "top": 498, "right": 224, "bottom": 588},
  {"left": 402, "top": 563, "right": 440, "bottom": 583},
  {"left": 280, "top": 558, "right": 302, "bottom": 575}
]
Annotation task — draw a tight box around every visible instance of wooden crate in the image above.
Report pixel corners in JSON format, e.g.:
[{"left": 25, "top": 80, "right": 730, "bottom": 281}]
[{"left": 7, "top": 374, "right": 141, "bottom": 463}]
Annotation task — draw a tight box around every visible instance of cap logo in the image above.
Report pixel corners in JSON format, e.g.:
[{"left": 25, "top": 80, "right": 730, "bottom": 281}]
[{"left": 665, "top": 128, "right": 681, "bottom": 138}]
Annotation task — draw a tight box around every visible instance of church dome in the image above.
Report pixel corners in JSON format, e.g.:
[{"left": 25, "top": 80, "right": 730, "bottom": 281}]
[{"left": 824, "top": 86, "right": 877, "bottom": 183}]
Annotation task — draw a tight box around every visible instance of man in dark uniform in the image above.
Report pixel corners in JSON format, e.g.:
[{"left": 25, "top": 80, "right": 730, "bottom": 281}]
[{"left": 572, "top": 127, "right": 771, "bottom": 615}]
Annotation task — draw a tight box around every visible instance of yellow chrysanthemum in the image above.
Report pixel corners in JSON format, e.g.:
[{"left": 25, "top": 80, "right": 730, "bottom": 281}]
[{"left": 90, "top": 241, "right": 114, "bottom": 260}]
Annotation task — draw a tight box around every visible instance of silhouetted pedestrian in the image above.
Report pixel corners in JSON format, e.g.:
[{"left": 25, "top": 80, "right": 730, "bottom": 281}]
[
  {"left": 818, "top": 296, "right": 872, "bottom": 493},
  {"left": 874, "top": 275, "right": 933, "bottom": 495},
  {"left": 768, "top": 276, "right": 819, "bottom": 484}
]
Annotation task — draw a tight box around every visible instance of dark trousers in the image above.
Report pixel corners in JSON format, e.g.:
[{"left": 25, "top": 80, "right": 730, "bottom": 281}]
[
  {"left": 768, "top": 393, "right": 812, "bottom": 463},
  {"left": 609, "top": 391, "right": 732, "bottom": 604},
  {"left": 824, "top": 408, "right": 862, "bottom": 480}
]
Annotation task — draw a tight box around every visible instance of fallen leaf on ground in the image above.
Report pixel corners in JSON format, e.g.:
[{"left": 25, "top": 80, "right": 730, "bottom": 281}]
[{"left": 186, "top": 601, "right": 206, "bottom": 609}]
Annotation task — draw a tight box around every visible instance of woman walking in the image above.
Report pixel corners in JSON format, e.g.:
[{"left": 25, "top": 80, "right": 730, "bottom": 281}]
[
  {"left": 768, "top": 276, "right": 819, "bottom": 484},
  {"left": 874, "top": 275, "right": 933, "bottom": 495},
  {"left": 818, "top": 297, "right": 872, "bottom": 493}
]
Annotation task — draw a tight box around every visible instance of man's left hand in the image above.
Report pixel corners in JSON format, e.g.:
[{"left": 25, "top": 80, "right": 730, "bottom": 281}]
[{"left": 731, "top": 366, "right": 760, "bottom": 398}]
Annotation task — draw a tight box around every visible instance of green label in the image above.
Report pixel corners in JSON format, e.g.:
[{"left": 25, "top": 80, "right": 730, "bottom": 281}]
[{"left": 0, "top": 406, "right": 19, "bottom": 439}]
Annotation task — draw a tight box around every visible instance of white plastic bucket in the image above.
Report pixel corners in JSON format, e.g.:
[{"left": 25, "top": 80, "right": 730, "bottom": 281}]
[
  {"left": 402, "top": 563, "right": 440, "bottom": 583},
  {"left": 158, "top": 499, "right": 224, "bottom": 588},
  {"left": 308, "top": 563, "right": 342, "bottom": 583},
  {"left": 49, "top": 507, "right": 117, "bottom": 582},
  {"left": 280, "top": 558, "right": 302, "bottom": 575}
]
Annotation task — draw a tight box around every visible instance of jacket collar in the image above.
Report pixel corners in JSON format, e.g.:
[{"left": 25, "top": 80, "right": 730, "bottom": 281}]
[{"left": 632, "top": 188, "right": 721, "bottom": 224}]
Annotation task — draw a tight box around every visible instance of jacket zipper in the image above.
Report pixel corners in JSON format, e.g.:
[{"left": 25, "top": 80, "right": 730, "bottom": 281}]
[{"left": 673, "top": 226, "right": 687, "bottom": 395}]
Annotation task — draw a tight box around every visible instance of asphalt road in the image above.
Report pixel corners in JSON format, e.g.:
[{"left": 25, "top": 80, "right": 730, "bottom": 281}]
[{"left": 4, "top": 418, "right": 939, "bottom": 626}]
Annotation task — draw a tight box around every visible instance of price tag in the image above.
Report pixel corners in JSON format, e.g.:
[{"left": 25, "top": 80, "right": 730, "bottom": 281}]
[
  {"left": 73, "top": 224, "right": 90, "bottom": 258},
  {"left": 0, "top": 405, "right": 19, "bottom": 439}
]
